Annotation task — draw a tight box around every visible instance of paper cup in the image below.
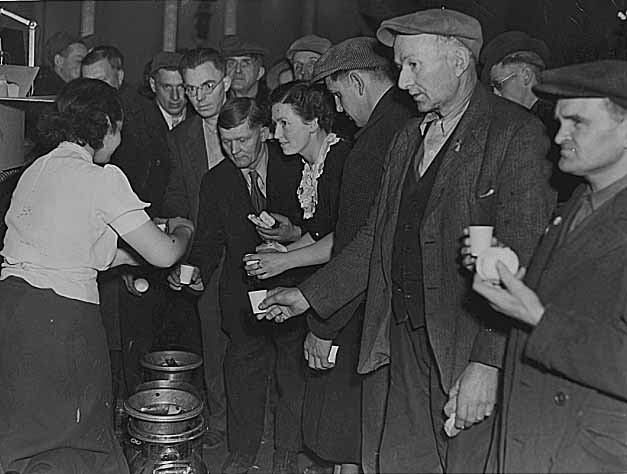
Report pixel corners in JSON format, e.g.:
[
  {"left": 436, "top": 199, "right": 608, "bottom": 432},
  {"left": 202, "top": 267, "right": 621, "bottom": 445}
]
[
  {"left": 179, "top": 264, "right": 195, "bottom": 285},
  {"left": 469, "top": 225, "right": 494, "bottom": 256},
  {"left": 248, "top": 289, "right": 267, "bottom": 314},
  {"left": 157, "top": 223, "right": 166, "bottom": 232},
  {"left": 328, "top": 345, "right": 339, "bottom": 364}
]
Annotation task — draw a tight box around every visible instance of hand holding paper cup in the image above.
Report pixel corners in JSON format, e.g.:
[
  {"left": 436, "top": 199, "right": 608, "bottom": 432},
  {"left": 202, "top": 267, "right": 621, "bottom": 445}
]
[
  {"left": 475, "top": 247, "right": 519, "bottom": 285},
  {"left": 248, "top": 289, "right": 267, "bottom": 314},
  {"left": 468, "top": 225, "right": 494, "bottom": 257},
  {"left": 179, "top": 264, "right": 196, "bottom": 285}
]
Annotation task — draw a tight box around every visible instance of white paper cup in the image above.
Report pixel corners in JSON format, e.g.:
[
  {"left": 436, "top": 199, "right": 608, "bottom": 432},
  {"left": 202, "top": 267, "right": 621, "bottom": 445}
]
[
  {"left": 157, "top": 223, "right": 166, "bottom": 232},
  {"left": 248, "top": 289, "right": 267, "bottom": 314},
  {"left": 469, "top": 225, "right": 494, "bottom": 256},
  {"left": 179, "top": 264, "right": 195, "bottom": 285}
]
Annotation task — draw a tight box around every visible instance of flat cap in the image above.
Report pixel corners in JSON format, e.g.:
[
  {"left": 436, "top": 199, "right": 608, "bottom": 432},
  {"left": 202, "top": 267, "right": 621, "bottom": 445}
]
[
  {"left": 44, "top": 32, "right": 84, "bottom": 66},
  {"left": 533, "top": 60, "right": 627, "bottom": 109},
  {"left": 220, "top": 35, "right": 267, "bottom": 58},
  {"left": 286, "top": 35, "right": 332, "bottom": 61},
  {"left": 376, "top": 8, "right": 483, "bottom": 58},
  {"left": 480, "top": 31, "right": 550, "bottom": 82},
  {"left": 149, "top": 51, "right": 183, "bottom": 75},
  {"left": 311, "top": 37, "right": 390, "bottom": 83}
]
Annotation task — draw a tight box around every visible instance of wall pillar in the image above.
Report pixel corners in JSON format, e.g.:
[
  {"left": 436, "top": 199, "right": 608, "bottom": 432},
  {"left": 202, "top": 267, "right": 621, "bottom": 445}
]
[
  {"left": 224, "top": 0, "right": 237, "bottom": 35},
  {"left": 163, "top": 0, "right": 178, "bottom": 51},
  {"left": 301, "top": 0, "right": 315, "bottom": 34},
  {"left": 80, "top": 0, "right": 95, "bottom": 37}
]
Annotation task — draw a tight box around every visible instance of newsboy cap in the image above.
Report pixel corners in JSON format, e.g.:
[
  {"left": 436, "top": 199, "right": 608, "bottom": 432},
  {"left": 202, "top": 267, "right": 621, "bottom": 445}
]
[
  {"left": 286, "top": 34, "right": 332, "bottom": 61},
  {"left": 480, "top": 31, "right": 550, "bottom": 82},
  {"left": 220, "top": 35, "right": 267, "bottom": 58},
  {"left": 311, "top": 37, "right": 390, "bottom": 83},
  {"left": 149, "top": 51, "right": 183, "bottom": 75},
  {"left": 533, "top": 60, "right": 627, "bottom": 109},
  {"left": 376, "top": 8, "right": 483, "bottom": 58}
]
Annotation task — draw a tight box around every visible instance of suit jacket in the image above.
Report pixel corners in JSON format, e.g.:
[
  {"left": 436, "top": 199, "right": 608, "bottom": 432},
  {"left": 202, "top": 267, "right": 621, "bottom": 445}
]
[
  {"left": 499, "top": 185, "right": 627, "bottom": 473},
  {"left": 189, "top": 143, "right": 302, "bottom": 334},
  {"left": 163, "top": 115, "right": 209, "bottom": 222},
  {"left": 300, "top": 84, "right": 555, "bottom": 391}
]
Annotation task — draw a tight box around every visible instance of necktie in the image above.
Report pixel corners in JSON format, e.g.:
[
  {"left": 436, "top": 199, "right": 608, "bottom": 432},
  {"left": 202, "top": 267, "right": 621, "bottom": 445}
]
[{"left": 249, "top": 170, "right": 265, "bottom": 213}]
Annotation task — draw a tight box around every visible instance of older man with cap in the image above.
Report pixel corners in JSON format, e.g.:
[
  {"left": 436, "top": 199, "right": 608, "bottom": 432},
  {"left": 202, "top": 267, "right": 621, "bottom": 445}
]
[
  {"left": 221, "top": 35, "right": 269, "bottom": 104},
  {"left": 286, "top": 34, "right": 331, "bottom": 81},
  {"left": 260, "top": 8, "right": 555, "bottom": 473},
  {"left": 34, "top": 32, "right": 87, "bottom": 95},
  {"left": 470, "top": 59, "right": 627, "bottom": 474}
]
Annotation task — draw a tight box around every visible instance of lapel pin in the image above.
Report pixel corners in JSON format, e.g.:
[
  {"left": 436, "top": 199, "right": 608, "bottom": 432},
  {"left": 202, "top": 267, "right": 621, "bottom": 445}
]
[
  {"left": 453, "top": 140, "right": 462, "bottom": 152},
  {"left": 478, "top": 188, "right": 495, "bottom": 198},
  {"left": 552, "top": 216, "right": 563, "bottom": 226}
]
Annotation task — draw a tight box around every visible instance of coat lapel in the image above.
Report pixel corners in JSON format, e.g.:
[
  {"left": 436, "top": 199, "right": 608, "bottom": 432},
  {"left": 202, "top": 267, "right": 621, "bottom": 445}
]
[
  {"left": 422, "top": 85, "right": 491, "bottom": 220},
  {"left": 185, "top": 116, "right": 208, "bottom": 191}
]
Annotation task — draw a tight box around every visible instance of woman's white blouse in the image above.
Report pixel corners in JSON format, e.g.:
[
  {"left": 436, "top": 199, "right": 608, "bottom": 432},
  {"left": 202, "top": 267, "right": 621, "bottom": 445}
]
[{"left": 1, "top": 142, "right": 150, "bottom": 304}]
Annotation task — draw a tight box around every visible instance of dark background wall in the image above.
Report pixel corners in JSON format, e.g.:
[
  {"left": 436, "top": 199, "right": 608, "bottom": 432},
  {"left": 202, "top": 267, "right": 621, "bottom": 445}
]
[{"left": 1, "top": 0, "right": 627, "bottom": 86}]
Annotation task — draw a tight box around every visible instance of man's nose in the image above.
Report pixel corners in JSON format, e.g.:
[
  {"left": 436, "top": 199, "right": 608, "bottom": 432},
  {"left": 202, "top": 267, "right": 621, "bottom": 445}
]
[{"left": 397, "top": 67, "right": 411, "bottom": 90}]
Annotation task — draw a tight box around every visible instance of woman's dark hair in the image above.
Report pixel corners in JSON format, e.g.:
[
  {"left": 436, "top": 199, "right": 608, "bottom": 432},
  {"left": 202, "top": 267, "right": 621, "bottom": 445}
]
[
  {"left": 37, "top": 78, "right": 124, "bottom": 150},
  {"left": 218, "top": 97, "right": 269, "bottom": 130},
  {"left": 270, "top": 80, "right": 335, "bottom": 133}
]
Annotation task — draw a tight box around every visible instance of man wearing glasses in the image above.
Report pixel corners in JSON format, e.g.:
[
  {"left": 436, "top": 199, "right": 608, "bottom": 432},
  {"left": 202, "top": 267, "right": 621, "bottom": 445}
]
[
  {"left": 481, "top": 31, "right": 579, "bottom": 201},
  {"left": 162, "top": 48, "right": 232, "bottom": 450},
  {"left": 220, "top": 35, "right": 270, "bottom": 105}
]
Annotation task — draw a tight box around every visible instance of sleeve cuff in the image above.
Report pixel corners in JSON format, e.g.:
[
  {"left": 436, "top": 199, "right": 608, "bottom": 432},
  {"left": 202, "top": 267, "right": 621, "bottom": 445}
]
[{"left": 110, "top": 209, "right": 151, "bottom": 236}]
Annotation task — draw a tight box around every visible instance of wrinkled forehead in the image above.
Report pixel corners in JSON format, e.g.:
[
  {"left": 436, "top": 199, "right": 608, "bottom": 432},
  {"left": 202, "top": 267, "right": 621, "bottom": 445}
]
[
  {"left": 155, "top": 68, "right": 183, "bottom": 84},
  {"left": 183, "top": 61, "right": 222, "bottom": 84},
  {"left": 555, "top": 97, "right": 609, "bottom": 118},
  {"left": 292, "top": 51, "right": 321, "bottom": 64},
  {"left": 219, "top": 121, "right": 258, "bottom": 140},
  {"left": 393, "top": 33, "right": 441, "bottom": 61}
]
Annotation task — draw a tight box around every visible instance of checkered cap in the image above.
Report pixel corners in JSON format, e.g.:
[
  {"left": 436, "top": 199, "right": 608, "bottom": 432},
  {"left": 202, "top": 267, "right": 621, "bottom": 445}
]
[{"left": 311, "top": 36, "right": 390, "bottom": 83}]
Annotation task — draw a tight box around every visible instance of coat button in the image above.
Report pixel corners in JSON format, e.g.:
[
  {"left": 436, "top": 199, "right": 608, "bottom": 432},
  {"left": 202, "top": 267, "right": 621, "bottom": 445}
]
[
  {"left": 553, "top": 391, "right": 568, "bottom": 406},
  {"left": 155, "top": 159, "right": 161, "bottom": 167}
]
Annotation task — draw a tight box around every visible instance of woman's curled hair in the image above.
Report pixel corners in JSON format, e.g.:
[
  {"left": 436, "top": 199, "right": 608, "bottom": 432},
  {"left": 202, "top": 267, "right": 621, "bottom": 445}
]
[
  {"left": 37, "top": 78, "right": 124, "bottom": 151},
  {"left": 270, "top": 80, "right": 335, "bottom": 133}
]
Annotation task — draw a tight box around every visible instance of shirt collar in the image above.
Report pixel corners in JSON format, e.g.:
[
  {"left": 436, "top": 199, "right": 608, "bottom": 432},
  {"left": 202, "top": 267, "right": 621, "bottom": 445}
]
[
  {"left": 157, "top": 102, "right": 186, "bottom": 130},
  {"left": 241, "top": 142, "right": 269, "bottom": 184},
  {"left": 586, "top": 172, "right": 627, "bottom": 211},
  {"left": 420, "top": 97, "right": 470, "bottom": 136},
  {"left": 58, "top": 141, "right": 94, "bottom": 163}
]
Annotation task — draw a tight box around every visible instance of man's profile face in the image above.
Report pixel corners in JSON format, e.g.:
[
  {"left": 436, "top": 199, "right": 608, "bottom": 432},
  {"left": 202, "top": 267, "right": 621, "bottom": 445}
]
[
  {"left": 325, "top": 75, "right": 368, "bottom": 127},
  {"left": 226, "top": 56, "right": 264, "bottom": 95},
  {"left": 490, "top": 62, "right": 525, "bottom": 105},
  {"left": 394, "top": 34, "right": 460, "bottom": 113},
  {"left": 150, "top": 69, "right": 186, "bottom": 116},
  {"left": 554, "top": 97, "right": 627, "bottom": 181},
  {"left": 183, "top": 61, "right": 231, "bottom": 119},
  {"left": 82, "top": 58, "right": 123, "bottom": 89},
  {"left": 219, "top": 121, "right": 268, "bottom": 169},
  {"left": 56, "top": 43, "right": 87, "bottom": 82},
  {"left": 291, "top": 51, "right": 320, "bottom": 81}
]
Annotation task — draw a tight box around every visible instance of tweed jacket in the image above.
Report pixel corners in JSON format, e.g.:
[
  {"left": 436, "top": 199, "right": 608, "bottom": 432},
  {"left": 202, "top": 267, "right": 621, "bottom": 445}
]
[
  {"left": 499, "top": 184, "right": 627, "bottom": 473},
  {"left": 300, "top": 83, "right": 555, "bottom": 391},
  {"left": 163, "top": 115, "right": 209, "bottom": 222}
]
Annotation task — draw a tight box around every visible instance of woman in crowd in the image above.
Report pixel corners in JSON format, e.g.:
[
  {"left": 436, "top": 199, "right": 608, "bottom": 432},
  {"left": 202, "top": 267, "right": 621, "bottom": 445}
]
[
  {"left": 243, "top": 81, "right": 353, "bottom": 472},
  {"left": 0, "top": 78, "right": 194, "bottom": 474}
]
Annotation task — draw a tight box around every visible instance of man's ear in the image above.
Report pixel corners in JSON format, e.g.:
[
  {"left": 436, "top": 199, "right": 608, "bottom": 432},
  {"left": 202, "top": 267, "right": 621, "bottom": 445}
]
[
  {"left": 256, "top": 66, "right": 265, "bottom": 82},
  {"left": 149, "top": 76, "right": 157, "bottom": 94},
  {"left": 521, "top": 66, "right": 534, "bottom": 86},
  {"left": 451, "top": 46, "right": 471, "bottom": 77},
  {"left": 223, "top": 74, "right": 232, "bottom": 93},
  {"left": 260, "top": 125, "right": 270, "bottom": 141},
  {"left": 117, "top": 69, "right": 125, "bottom": 87},
  {"left": 348, "top": 71, "right": 365, "bottom": 96},
  {"left": 307, "top": 117, "right": 320, "bottom": 134},
  {"left": 53, "top": 53, "right": 64, "bottom": 69}
]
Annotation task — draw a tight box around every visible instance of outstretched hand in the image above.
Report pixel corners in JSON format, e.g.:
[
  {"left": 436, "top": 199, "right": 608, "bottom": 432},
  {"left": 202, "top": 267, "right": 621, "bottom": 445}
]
[{"left": 257, "top": 286, "right": 310, "bottom": 322}]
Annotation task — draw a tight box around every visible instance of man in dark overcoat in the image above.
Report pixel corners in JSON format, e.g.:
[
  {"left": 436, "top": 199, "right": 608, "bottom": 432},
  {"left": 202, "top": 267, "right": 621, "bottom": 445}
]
[
  {"left": 472, "top": 60, "right": 627, "bottom": 474},
  {"left": 260, "top": 9, "right": 555, "bottom": 473}
]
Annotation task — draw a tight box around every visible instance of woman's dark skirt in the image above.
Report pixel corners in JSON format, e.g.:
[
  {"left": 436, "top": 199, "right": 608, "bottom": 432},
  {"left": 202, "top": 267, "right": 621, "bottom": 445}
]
[
  {"left": 0, "top": 277, "right": 129, "bottom": 474},
  {"left": 302, "top": 304, "right": 364, "bottom": 465}
]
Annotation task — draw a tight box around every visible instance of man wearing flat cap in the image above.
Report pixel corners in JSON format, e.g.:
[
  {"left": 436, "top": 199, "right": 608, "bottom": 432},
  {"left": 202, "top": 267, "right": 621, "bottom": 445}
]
[
  {"left": 296, "top": 36, "right": 413, "bottom": 473},
  {"left": 35, "top": 32, "right": 87, "bottom": 95},
  {"left": 261, "top": 8, "right": 555, "bottom": 473},
  {"left": 286, "top": 34, "right": 331, "bottom": 81},
  {"left": 471, "top": 59, "right": 627, "bottom": 473},
  {"left": 221, "top": 35, "right": 269, "bottom": 104}
]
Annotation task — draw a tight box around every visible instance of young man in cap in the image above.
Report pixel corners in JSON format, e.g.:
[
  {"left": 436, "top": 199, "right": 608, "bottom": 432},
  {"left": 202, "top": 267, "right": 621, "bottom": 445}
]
[
  {"left": 471, "top": 59, "right": 627, "bottom": 474},
  {"left": 34, "top": 32, "right": 87, "bottom": 95},
  {"left": 220, "top": 35, "right": 269, "bottom": 104},
  {"left": 261, "top": 8, "right": 555, "bottom": 473},
  {"left": 297, "top": 36, "right": 413, "bottom": 474},
  {"left": 286, "top": 34, "right": 331, "bottom": 81}
]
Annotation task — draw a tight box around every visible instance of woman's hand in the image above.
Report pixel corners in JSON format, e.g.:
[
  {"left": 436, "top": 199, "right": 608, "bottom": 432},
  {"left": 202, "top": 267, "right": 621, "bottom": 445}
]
[
  {"left": 256, "top": 213, "right": 301, "bottom": 243},
  {"left": 243, "top": 252, "right": 291, "bottom": 279}
]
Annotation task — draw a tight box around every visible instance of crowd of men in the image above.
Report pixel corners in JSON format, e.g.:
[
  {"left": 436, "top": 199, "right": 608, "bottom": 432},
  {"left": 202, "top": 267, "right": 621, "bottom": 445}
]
[{"left": 29, "top": 6, "right": 627, "bottom": 474}]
